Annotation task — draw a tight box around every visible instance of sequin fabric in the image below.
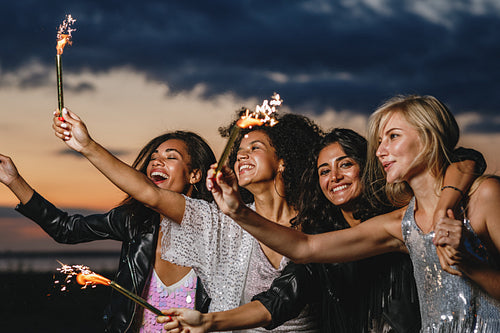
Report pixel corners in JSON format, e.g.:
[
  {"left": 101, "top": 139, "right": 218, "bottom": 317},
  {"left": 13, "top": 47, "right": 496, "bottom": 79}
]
[
  {"left": 239, "top": 240, "right": 319, "bottom": 333},
  {"left": 402, "top": 197, "right": 500, "bottom": 333},
  {"left": 139, "top": 269, "right": 197, "bottom": 333},
  {"left": 160, "top": 196, "right": 255, "bottom": 313}
]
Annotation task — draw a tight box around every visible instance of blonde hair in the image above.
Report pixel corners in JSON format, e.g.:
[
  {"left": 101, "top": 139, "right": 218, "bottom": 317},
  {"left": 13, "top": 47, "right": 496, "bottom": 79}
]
[{"left": 365, "top": 95, "right": 460, "bottom": 207}]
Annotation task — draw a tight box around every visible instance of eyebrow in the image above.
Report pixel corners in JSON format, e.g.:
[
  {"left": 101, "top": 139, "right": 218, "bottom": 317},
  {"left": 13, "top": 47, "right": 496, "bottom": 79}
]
[
  {"left": 317, "top": 155, "right": 349, "bottom": 169},
  {"left": 153, "top": 148, "right": 184, "bottom": 157}
]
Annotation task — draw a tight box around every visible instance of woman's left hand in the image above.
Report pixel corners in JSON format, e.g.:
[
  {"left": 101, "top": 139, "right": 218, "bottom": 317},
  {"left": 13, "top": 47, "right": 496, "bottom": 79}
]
[{"left": 433, "top": 209, "right": 465, "bottom": 275}]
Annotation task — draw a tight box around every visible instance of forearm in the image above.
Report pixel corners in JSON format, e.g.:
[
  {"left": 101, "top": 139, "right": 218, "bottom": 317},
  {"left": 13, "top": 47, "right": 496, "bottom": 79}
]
[
  {"left": 7, "top": 174, "right": 34, "bottom": 205},
  {"left": 206, "top": 301, "right": 272, "bottom": 331},
  {"left": 233, "top": 206, "right": 312, "bottom": 262},
  {"left": 460, "top": 262, "right": 500, "bottom": 300},
  {"left": 81, "top": 140, "right": 185, "bottom": 222},
  {"left": 437, "top": 160, "right": 477, "bottom": 214}
]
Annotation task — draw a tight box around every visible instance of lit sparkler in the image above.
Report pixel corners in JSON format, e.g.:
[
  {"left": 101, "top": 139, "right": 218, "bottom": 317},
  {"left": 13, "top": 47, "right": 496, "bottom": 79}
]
[
  {"left": 56, "top": 262, "right": 163, "bottom": 316},
  {"left": 216, "top": 93, "right": 282, "bottom": 172},
  {"left": 55, "top": 14, "right": 76, "bottom": 118}
]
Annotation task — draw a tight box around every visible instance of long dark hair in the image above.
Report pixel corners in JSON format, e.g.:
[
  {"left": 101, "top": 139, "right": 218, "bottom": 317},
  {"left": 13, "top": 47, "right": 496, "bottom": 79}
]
[
  {"left": 293, "top": 128, "right": 391, "bottom": 234},
  {"left": 121, "top": 131, "right": 216, "bottom": 214},
  {"left": 219, "top": 112, "right": 323, "bottom": 208}
]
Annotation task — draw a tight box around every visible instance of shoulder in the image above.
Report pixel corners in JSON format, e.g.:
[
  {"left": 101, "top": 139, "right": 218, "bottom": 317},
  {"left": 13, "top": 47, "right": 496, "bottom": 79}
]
[{"left": 470, "top": 175, "right": 500, "bottom": 199}]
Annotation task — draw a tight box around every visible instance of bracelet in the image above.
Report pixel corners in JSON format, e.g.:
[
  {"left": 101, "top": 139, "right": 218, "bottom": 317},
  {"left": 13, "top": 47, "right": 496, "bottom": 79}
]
[{"left": 441, "top": 185, "right": 464, "bottom": 197}]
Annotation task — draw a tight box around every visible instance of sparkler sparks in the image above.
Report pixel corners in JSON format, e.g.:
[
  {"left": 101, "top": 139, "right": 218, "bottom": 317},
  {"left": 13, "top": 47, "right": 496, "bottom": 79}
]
[
  {"left": 55, "top": 14, "right": 76, "bottom": 116},
  {"left": 54, "top": 262, "right": 163, "bottom": 316},
  {"left": 216, "top": 93, "right": 282, "bottom": 172}
]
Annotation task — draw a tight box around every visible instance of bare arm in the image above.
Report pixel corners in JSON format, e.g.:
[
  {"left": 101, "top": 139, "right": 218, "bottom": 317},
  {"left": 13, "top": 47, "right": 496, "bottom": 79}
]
[
  {"left": 207, "top": 165, "right": 405, "bottom": 263},
  {"left": 434, "top": 177, "right": 500, "bottom": 300},
  {"left": 52, "top": 109, "right": 185, "bottom": 223},
  {"left": 0, "top": 154, "right": 34, "bottom": 205},
  {"left": 159, "top": 301, "right": 272, "bottom": 332}
]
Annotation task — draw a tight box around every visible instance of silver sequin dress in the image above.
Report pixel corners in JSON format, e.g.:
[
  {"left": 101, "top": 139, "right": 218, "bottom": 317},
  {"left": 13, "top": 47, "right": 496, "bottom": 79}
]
[
  {"left": 160, "top": 196, "right": 319, "bottom": 332},
  {"left": 402, "top": 197, "right": 500, "bottom": 333}
]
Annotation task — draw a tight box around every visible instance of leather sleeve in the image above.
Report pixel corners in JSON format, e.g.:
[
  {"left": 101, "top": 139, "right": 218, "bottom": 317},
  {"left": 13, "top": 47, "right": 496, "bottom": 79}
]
[
  {"left": 15, "top": 191, "right": 130, "bottom": 243},
  {"left": 452, "top": 147, "right": 486, "bottom": 175},
  {"left": 251, "top": 262, "right": 316, "bottom": 330}
]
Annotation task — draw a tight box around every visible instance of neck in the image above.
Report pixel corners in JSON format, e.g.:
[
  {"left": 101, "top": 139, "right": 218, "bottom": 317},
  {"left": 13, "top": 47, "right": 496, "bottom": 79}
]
[
  {"left": 407, "top": 170, "right": 439, "bottom": 230},
  {"left": 253, "top": 189, "right": 296, "bottom": 227},
  {"left": 340, "top": 207, "right": 360, "bottom": 227}
]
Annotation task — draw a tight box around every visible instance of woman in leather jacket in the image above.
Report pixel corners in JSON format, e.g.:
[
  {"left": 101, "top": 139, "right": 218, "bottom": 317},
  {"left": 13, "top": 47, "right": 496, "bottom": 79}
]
[
  {"left": 159, "top": 128, "right": 484, "bottom": 333},
  {"left": 0, "top": 130, "right": 215, "bottom": 332}
]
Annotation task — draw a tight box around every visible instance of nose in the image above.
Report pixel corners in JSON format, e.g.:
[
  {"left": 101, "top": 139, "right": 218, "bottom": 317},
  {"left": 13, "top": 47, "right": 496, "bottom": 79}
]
[
  {"left": 376, "top": 140, "right": 387, "bottom": 158},
  {"left": 237, "top": 149, "right": 249, "bottom": 162},
  {"left": 330, "top": 167, "right": 342, "bottom": 182},
  {"left": 151, "top": 158, "right": 164, "bottom": 166}
]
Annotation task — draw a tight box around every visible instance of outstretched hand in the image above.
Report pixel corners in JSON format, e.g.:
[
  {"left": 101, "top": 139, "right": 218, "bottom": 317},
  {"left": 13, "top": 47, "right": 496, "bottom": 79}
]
[
  {"left": 433, "top": 209, "right": 465, "bottom": 276},
  {"left": 158, "top": 308, "right": 207, "bottom": 333},
  {"left": 206, "top": 164, "right": 244, "bottom": 218},
  {"left": 52, "top": 108, "right": 92, "bottom": 153},
  {"left": 0, "top": 154, "right": 20, "bottom": 186}
]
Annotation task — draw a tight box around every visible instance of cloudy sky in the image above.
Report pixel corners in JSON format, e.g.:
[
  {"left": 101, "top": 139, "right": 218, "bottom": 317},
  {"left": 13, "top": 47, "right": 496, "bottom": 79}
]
[{"left": 1, "top": 0, "right": 499, "bottom": 251}]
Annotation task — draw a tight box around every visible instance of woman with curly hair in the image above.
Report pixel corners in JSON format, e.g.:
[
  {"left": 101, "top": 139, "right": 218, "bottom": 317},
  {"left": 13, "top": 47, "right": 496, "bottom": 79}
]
[
  {"left": 52, "top": 108, "right": 323, "bottom": 332},
  {"left": 202, "top": 95, "right": 500, "bottom": 332}
]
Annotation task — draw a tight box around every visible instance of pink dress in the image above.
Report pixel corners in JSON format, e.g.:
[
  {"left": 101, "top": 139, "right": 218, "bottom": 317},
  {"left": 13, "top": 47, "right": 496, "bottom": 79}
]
[{"left": 139, "top": 269, "right": 197, "bottom": 332}]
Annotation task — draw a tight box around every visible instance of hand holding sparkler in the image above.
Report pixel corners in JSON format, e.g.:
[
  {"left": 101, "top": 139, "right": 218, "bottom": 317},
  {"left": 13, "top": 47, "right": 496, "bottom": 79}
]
[
  {"left": 52, "top": 108, "right": 94, "bottom": 153},
  {"left": 206, "top": 163, "right": 243, "bottom": 218}
]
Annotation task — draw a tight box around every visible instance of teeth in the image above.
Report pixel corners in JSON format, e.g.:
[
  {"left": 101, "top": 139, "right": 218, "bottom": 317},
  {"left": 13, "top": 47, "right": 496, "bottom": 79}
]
[
  {"left": 151, "top": 171, "right": 168, "bottom": 179},
  {"left": 239, "top": 164, "right": 253, "bottom": 172},
  {"left": 332, "top": 184, "right": 348, "bottom": 193}
]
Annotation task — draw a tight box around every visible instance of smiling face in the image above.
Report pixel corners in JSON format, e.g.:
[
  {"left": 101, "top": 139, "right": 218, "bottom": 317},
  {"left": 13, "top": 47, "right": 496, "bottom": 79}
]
[
  {"left": 317, "top": 142, "right": 363, "bottom": 208},
  {"left": 234, "top": 130, "right": 281, "bottom": 189},
  {"left": 146, "top": 139, "right": 194, "bottom": 194},
  {"left": 376, "top": 111, "right": 423, "bottom": 183}
]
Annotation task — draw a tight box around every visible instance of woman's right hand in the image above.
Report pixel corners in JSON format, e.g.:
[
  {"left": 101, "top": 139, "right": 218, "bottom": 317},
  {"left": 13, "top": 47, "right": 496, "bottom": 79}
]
[
  {"left": 158, "top": 308, "right": 208, "bottom": 333},
  {"left": 52, "top": 108, "right": 93, "bottom": 153},
  {"left": 0, "top": 154, "right": 19, "bottom": 186},
  {"left": 206, "top": 164, "right": 244, "bottom": 218}
]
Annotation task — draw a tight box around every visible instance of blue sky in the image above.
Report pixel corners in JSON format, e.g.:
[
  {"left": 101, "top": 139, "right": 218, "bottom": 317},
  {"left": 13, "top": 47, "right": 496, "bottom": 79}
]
[{"left": 1, "top": 0, "right": 499, "bottom": 251}]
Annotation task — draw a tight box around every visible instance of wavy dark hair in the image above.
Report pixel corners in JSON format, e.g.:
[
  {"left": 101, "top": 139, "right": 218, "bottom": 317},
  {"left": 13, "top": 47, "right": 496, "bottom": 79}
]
[
  {"left": 219, "top": 111, "right": 322, "bottom": 209},
  {"left": 121, "top": 131, "right": 216, "bottom": 215},
  {"left": 293, "top": 128, "right": 392, "bottom": 234}
]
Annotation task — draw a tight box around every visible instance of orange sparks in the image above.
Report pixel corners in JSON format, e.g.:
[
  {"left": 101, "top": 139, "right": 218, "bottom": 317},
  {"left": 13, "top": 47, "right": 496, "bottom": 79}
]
[
  {"left": 236, "top": 93, "right": 282, "bottom": 129},
  {"left": 76, "top": 273, "right": 111, "bottom": 287},
  {"left": 56, "top": 14, "right": 76, "bottom": 55}
]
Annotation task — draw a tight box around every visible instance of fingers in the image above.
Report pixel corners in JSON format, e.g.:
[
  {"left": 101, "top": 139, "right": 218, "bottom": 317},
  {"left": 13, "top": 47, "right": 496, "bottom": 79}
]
[{"left": 436, "top": 246, "right": 463, "bottom": 276}]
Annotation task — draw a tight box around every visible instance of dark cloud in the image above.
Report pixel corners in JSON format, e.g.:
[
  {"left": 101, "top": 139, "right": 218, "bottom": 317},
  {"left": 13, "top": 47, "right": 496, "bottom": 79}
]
[{"left": 2, "top": 0, "right": 500, "bottom": 132}]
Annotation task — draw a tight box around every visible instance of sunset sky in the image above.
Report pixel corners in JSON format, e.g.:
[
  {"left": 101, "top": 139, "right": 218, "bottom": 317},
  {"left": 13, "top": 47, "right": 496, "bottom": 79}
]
[{"left": 1, "top": 0, "right": 500, "bottom": 252}]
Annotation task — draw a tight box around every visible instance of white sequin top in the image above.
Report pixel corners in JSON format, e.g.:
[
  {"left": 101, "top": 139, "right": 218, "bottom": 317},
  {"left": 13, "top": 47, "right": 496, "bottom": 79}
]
[
  {"left": 160, "top": 196, "right": 319, "bottom": 333},
  {"left": 160, "top": 196, "right": 256, "bottom": 312},
  {"left": 402, "top": 197, "right": 500, "bottom": 333}
]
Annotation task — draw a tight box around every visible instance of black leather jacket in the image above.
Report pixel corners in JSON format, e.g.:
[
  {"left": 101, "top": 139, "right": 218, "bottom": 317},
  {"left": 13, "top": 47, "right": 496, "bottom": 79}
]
[
  {"left": 254, "top": 256, "right": 421, "bottom": 333},
  {"left": 15, "top": 191, "right": 210, "bottom": 332}
]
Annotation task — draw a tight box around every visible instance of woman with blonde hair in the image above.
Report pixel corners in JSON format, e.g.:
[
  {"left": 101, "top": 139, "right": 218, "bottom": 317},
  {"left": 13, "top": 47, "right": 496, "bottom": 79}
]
[{"left": 204, "top": 95, "right": 500, "bottom": 332}]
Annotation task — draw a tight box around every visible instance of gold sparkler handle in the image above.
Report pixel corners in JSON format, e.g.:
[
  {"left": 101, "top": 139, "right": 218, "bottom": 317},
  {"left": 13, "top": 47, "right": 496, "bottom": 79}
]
[
  {"left": 216, "top": 125, "right": 241, "bottom": 173},
  {"left": 56, "top": 54, "right": 64, "bottom": 115},
  {"left": 109, "top": 281, "right": 163, "bottom": 316}
]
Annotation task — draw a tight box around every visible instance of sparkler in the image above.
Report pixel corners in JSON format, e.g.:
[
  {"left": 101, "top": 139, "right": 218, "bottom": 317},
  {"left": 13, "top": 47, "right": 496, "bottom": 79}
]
[
  {"left": 215, "top": 93, "right": 282, "bottom": 173},
  {"left": 56, "top": 262, "right": 163, "bottom": 316},
  {"left": 55, "top": 14, "right": 76, "bottom": 118}
]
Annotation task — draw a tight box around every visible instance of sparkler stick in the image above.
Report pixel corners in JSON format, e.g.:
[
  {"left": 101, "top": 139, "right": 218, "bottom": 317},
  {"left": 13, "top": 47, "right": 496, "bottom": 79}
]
[
  {"left": 55, "top": 14, "right": 76, "bottom": 117},
  {"left": 215, "top": 93, "right": 282, "bottom": 173},
  {"left": 57, "top": 263, "right": 163, "bottom": 316}
]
